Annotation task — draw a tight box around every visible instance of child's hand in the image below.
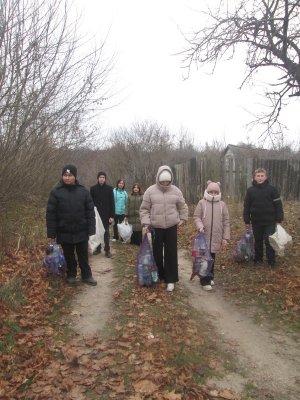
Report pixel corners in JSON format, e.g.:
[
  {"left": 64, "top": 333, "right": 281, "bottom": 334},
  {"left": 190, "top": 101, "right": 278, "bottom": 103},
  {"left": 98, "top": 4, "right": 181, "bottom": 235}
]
[
  {"left": 222, "top": 239, "right": 229, "bottom": 248},
  {"left": 142, "top": 225, "right": 149, "bottom": 235}
]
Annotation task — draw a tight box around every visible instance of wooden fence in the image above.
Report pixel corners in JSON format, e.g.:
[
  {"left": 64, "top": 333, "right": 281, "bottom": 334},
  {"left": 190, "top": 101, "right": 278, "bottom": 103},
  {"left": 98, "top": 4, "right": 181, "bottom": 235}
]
[{"left": 174, "top": 156, "right": 300, "bottom": 204}]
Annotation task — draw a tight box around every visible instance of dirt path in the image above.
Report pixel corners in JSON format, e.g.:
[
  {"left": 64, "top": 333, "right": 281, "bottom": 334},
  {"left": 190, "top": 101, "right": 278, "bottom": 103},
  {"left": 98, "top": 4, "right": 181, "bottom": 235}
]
[
  {"left": 179, "top": 249, "right": 300, "bottom": 400},
  {"left": 70, "top": 250, "right": 115, "bottom": 336},
  {"left": 69, "top": 246, "right": 300, "bottom": 399}
]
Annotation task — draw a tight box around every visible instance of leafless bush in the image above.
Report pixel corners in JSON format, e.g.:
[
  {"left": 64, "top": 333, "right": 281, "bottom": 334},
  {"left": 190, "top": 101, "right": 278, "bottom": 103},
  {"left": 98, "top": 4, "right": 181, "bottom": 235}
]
[{"left": 0, "top": 0, "right": 112, "bottom": 208}]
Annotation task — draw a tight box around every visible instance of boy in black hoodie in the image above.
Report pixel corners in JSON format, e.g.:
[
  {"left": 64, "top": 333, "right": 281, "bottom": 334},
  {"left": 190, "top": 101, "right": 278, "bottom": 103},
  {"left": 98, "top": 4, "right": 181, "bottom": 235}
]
[
  {"left": 90, "top": 171, "right": 115, "bottom": 257},
  {"left": 243, "top": 168, "right": 283, "bottom": 269}
]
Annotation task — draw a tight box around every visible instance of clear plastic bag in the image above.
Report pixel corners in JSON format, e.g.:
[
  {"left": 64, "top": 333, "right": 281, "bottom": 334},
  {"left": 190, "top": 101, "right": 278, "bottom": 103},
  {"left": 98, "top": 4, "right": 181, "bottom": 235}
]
[
  {"left": 136, "top": 233, "right": 159, "bottom": 286},
  {"left": 117, "top": 221, "right": 133, "bottom": 243},
  {"left": 190, "top": 232, "right": 214, "bottom": 280},
  {"left": 269, "top": 224, "right": 292, "bottom": 256},
  {"left": 233, "top": 229, "right": 254, "bottom": 263},
  {"left": 89, "top": 207, "right": 105, "bottom": 254}
]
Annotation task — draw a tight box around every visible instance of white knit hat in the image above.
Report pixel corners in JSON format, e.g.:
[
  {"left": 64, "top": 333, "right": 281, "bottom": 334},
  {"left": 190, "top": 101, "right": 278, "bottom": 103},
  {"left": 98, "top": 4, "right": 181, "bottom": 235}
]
[{"left": 159, "top": 170, "right": 172, "bottom": 182}]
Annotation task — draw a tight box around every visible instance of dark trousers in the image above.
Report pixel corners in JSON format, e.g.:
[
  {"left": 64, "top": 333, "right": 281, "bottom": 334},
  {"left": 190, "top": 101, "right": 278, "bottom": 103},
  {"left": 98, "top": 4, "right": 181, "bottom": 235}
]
[
  {"left": 113, "top": 214, "right": 125, "bottom": 239},
  {"left": 152, "top": 225, "right": 178, "bottom": 284},
  {"left": 252, "top": 223, "right": 276, "bottom": 264},
  {"left": 131, "top": 230, "right": 142, "bottom": 246},
  {"left": 200, "top": 253, "right": 215, "bottom": 286},
  {"left": 97, "top": 224, "right": 110, "bottom": 253},
  {"left": 61, "top": 240, "right": 92, "bottom": 279}
]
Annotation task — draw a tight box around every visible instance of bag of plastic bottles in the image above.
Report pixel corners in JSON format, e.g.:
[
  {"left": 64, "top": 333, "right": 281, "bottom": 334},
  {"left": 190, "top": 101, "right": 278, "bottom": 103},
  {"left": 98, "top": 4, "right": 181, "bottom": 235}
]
[
  {"left": 233, "top": 229, "right": 254, "bottom": 262},
  {"left": 136, "top": 233, "right": 159, "bottom": 286},
  {"left": 190, "top": 233, "right": 214, "bottom": 280},
  {"left": 43, "top": 243, "right": 66, "bottom": 274}
]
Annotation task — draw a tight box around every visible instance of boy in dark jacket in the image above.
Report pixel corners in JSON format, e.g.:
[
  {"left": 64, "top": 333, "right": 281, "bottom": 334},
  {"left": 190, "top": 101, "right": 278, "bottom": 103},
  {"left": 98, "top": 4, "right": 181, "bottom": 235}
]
[
  {"left": 90, "top": 171, "right": 115, "bottom": 257},
  {"left": 46, "top": 165, "right": 97, "bottom": 285},
  {"left": 243, "top": 168, "right": 284, "bottom": 269}
]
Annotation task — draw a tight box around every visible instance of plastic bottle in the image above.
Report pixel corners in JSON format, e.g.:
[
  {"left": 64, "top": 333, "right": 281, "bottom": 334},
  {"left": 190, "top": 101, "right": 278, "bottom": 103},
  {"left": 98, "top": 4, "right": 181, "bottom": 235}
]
[
  {"left": 192, "top": 235, "right": 201, "bottom": 258},
  {"left": 199, "top": 259, "right": 208, "bottom": 276},
  {"left": 143, "top": 266, "right": 152, "bottom": 286},
  {"left": 52, "top": 244, "right": 61, "bottom": 273},
  {"left": 193, "top": 256, "right": 202, "bottom": 275},
  {"left": 137, "top": 262, "right": 144, "bottom": 286},
  {"left": 151, "top": 271, "right": 159, "bottom": 283},
  {"left": 193, "top": 233, "right": 211, "bottom": 277}
]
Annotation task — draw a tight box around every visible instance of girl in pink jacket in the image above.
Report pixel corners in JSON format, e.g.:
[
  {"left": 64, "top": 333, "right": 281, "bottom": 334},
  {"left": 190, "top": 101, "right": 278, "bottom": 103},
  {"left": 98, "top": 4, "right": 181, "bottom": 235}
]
[{"left": 193, "top": 181, "right": 230, "bottom": 291}]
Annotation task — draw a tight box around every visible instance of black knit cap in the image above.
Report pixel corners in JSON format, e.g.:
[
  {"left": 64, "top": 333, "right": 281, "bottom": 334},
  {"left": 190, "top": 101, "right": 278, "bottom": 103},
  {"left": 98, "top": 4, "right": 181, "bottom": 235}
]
[
  {"left": 97, "top": 171, "right": 106, "bottom": 179},
  {"left": 62, "top": 164, "right": 77, "bottom": 177}
]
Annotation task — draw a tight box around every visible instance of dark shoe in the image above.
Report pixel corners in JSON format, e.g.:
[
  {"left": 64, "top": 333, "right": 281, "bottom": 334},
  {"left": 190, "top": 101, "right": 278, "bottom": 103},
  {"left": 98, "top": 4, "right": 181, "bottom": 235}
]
[
  {"left": 268, "top": 261, "right": 277, "bottom": 270},
  {"left": 254, "top": 260, "right": 264, "bottom": 266},
  {"left": 93, "top": 245, "right": 101, "bottom": 255},
  {"left": 66, "top": 277, "right": 77, "bottom": 285},
  {"left": 105, "top": 251, "right": 112, "bottom": 258},
  {"left": 82, "top": 276, "right": 97, "bottom": 286}
]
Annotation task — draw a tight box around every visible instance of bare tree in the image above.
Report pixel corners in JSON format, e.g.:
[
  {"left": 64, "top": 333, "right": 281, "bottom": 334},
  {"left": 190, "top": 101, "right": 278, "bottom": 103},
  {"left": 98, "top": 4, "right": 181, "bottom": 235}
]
[
  {"left": 0, "top": 0, "right": 112, "bottom": 207},
  {"left": 108, "top": 121, "right": 174, "bottom": 189},
  {"left": 183, "top": 0, "right": 300, "bottom": 138}
]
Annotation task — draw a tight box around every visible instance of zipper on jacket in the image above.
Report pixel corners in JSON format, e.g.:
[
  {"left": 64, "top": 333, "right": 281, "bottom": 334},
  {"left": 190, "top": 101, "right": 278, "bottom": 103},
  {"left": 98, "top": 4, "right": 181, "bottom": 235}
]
[{"left": 209, "top": 197, "right": 214, "bottom": 253}]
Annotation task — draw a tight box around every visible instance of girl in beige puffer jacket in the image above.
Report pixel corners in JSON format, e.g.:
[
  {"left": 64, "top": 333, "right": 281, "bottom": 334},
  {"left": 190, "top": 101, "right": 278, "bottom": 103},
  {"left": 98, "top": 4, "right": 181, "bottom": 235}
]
[
  {"left": 140, "top": 166, "right": 188, "bottom": 292},
  {"left": 193, "top": 181, "right": 230, "bottom": 291}
]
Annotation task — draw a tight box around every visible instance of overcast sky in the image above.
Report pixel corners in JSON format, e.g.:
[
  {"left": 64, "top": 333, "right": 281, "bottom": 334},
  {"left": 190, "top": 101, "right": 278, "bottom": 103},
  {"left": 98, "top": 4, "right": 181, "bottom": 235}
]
[{"left": 75, "top": 0, "right": 300, "bottom": 148}]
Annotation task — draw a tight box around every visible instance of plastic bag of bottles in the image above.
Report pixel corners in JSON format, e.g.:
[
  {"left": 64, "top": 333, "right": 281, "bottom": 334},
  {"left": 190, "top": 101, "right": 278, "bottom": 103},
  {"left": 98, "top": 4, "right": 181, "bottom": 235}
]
[
  {"left": 190, "top": 233, "right": 214, "bottom": 280},
  {"left": 43, "top": 243, "right": 66, "bottom": 274},
  {"left": 136, "top": 233, "right": 159, "bottom": 286},
  {"left": 233, "top": 229, "right": 254, "bottom": 262}
]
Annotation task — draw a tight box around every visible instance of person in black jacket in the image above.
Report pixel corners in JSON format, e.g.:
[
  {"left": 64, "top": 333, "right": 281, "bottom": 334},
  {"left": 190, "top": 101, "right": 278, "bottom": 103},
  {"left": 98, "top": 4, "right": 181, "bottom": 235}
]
[
  {"left": 243, "top": 168, "right": 284, "bottom": 269},
  {"left": 90, "top": 171, "right": 115, "bottom": 257},
  {"left": 46, "top": 165, "right": 97, "bottom": 285}
]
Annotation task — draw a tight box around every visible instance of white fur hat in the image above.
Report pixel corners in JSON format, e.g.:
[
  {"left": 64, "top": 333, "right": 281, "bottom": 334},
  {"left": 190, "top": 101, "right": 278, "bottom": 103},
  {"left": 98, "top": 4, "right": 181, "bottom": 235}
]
[{"left": 159, "top": 170, "right": 172, "bottom": 182}]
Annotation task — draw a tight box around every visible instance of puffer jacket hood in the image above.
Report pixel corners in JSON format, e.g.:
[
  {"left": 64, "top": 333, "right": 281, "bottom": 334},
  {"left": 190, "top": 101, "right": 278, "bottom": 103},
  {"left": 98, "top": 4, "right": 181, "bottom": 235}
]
[
  {"left": 156, "top": 165, "right": 174, "bottom": 189},
  {"left": 204, "top": 190, "right": 222, "bottom": 202}
]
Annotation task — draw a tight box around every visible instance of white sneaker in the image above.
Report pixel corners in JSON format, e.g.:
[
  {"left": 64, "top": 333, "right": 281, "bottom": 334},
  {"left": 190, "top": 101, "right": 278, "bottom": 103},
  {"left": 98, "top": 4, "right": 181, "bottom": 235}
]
[
  {"left": 112, "top": 238, "right": 117, "bottom": 242},
  {"left": 166, "top": 283, "right": 175, "bottom": 292},
  {"left": 202, "top": 285, "right": 212, "bottom": 291},
  {"left": 210, "top": 280, "right": 215, "bottom": 286}
]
